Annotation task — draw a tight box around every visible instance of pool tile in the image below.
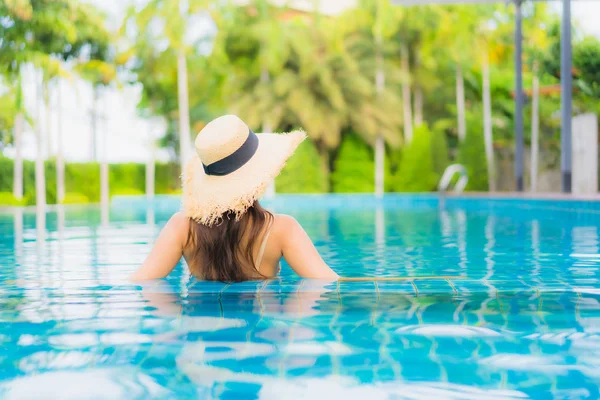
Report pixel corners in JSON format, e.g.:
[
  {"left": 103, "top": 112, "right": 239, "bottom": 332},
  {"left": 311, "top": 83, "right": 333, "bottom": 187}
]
[
  {"left": 374, "top": 281, "right": 416, "bottom": 295},
  {"left": 187, "top": 280, "right": 229, "bottom": 294},
  {"left": 450, "top": 279, "right": 497, "bottom": 296},
  {"left": 223, "top": 281, "right": 265, "bottom": 293},
  {"left": 261, "top": 282, "right": 301, "bottom": 294},
  {"left": 338, "top": 282, "right": 377, "bottom": 293},
  {"left": 413, "top": 280, "right": 454, "bottom": 295},
  {"left": 300, "top": 280, "right": 338, "bottom": 293},
  {"left": 486, "top": 280, "right": 536, "bottom": 295}
]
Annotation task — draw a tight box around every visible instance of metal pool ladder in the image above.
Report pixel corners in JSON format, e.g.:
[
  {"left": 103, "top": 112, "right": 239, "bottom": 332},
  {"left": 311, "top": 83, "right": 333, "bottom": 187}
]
[{"left": 438, "top": 164, "right": 468, "bottom": 194}]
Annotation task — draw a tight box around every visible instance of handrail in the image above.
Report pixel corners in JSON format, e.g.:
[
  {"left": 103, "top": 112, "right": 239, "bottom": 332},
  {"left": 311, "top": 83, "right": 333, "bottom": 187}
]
[{"left": 438, "top": 164, "right": 468, "bottom": 194}]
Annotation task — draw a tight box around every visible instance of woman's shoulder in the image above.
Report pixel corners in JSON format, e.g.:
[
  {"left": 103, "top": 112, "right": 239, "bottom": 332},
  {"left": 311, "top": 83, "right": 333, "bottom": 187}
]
[
  {"left": 272, "top": 213, "right": 302, "bottom": 235},
  {"left": 170, "top": 211, "right": 191, "bottom": 227},
  {"left": 166, "top": 212, "right": 191, "bottom": 244}
]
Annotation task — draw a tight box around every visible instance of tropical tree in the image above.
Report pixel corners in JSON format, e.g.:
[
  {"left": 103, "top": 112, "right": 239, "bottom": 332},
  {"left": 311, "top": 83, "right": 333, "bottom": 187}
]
[
  {"left": 523, "top": 3, "right": 552, "bottom": 192},
  {"left": 121, "top": 0, "right": 212, "bottom": 176},
  {"left": 476, "top": 8, "right": 512, "bottom": 192},
  {"left": 436, "top": 5, "right": 482, "bottom": 142},
  {"left": 402, "top": 6, "right": 442, "bottom": 128},
  {"left": 0, "top": 0, "right": 79, "bottom": 206},
  {"left": 330, "top": 0, "right": 404, "bottom": 195},
  {"left": 0, "top": 0, "right": 111, "bottom": 205},
  {"left": 216, "top": 0, "right": 402, "bottom": 189}
]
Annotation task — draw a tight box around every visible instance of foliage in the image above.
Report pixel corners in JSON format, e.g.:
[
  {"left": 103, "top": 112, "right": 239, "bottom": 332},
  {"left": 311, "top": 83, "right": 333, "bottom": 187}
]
[
  {"left": 276, "top": 140, "right": 328, "bottom": 193},
  {"left": 331, "top": 134, "right": 375, "bottom": 193},
  {"left": 118, "top": 0, "right": 218, "bottom": 161},
  {"left": 0, "top": 192, "right": 26, "bottom": 206},
  {"left": 458, "top": 111, "right": 489, "bottom": 191},
  {"left": 430, "top": 125, "right": 450, "bottom": 176},
  {"left": 0, "top": 157, "right": 183, "bottom": 205},
  {"left": 385, "top": 145, "right": 402, "bottom": 192},
  {"left": 573, "top": 37, "right": 600, "bottom": 99},
  {"left": 63, "top": 192, "right": 89, "bottom": 205},
  {"left": 0, "top": 82, "right": 18, "bottom": 147},
  {"left": 214, "top": 1, "right": 402, "bottom": 153},
  {"left": 3, "top": 0, "right": 600, "bottom": 197},
  {"left": 392, "top": 125, "right": 438, "bottom": 192},
  {"left": 155, "top": 162, "right": 182, "bottom": 194}
]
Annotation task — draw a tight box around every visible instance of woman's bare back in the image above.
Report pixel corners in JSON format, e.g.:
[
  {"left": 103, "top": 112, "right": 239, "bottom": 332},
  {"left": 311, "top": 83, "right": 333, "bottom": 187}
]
[{"left": 131, "top": 212, "right": 338, "bottom": 281}]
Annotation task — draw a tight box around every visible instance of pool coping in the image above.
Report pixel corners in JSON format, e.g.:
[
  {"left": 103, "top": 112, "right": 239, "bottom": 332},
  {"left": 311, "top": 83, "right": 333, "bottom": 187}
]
[{"left": 1, "top": 192, "right": 599, "bottom": 213}]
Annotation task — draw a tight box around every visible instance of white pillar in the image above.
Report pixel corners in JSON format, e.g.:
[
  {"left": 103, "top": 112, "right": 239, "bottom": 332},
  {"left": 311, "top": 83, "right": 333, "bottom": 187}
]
[
  {"left": 572, "top": 114, "right": 598, "bottom": 195},
  {"left": 261, "top": 69, "right": 276, "bottom": 198},
  {"left": 146, "top": 125, "right": 156, "bottom": 202}
]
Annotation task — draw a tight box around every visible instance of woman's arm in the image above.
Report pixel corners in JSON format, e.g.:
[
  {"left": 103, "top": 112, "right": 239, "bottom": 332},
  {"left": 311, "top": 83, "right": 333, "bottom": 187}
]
[
  {"left": 278, "top": 215, "right": 339, "bottom": 280},
  {"left": 129, "top": 212, "right": 189, "bottom": 281}
]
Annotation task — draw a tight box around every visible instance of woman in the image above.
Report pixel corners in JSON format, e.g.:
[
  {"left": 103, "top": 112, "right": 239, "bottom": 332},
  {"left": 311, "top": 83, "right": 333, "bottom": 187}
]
[{"left": 131, "top": 115, "right": 339, "bottom": 282}]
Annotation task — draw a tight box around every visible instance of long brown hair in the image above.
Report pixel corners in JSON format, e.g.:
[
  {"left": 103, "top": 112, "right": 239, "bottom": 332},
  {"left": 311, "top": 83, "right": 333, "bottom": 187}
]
[{"left": 185, "top": 201, "right": 274, "bottom": 282}]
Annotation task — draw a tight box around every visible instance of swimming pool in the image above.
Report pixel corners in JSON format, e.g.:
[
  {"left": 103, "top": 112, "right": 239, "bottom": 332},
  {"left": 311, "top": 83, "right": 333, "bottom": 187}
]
[{"left": 1, "top": 194, "right": 599, "bottom": 399}]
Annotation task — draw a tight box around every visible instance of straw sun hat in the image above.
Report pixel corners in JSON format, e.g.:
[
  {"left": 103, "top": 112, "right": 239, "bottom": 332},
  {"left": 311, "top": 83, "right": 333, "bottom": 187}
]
[{"left": 183, "top": 115, "right": 306, "bottom": 226}]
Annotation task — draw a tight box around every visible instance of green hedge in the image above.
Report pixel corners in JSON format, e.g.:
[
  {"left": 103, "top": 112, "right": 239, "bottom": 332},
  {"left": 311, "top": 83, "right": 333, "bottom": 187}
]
[
  {"left": 393, "top": 124, "right": 439, "bottom": 192},
  {"left": 0, "top": 128, "right": 453, "bottom": 205},
  {"left": 0, "top": 157, "right": 183, "bottom": 205},
  {"left": 276, "top": 140, "right": 328, "bottom": 193},
  {"left": 459, "top": 117, "right": 489, "bottom": 191},
  {"left": 155, "top": 162, "right": 182, "bottom": 194},
  {"left": 431, "top": 125, "right": 450, "bottom": 176},
  {"left": 331, "top": 134, "right": 375, "bottom": 193}
]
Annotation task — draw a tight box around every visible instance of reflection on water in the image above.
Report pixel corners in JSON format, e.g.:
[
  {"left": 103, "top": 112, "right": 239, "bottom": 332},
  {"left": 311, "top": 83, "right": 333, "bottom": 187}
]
[
  {"left": 1, "top": 195, "right": 600, "bottom": 399},
  {"left": 2, "top": 282, "right": 599, "bottom": 398}
]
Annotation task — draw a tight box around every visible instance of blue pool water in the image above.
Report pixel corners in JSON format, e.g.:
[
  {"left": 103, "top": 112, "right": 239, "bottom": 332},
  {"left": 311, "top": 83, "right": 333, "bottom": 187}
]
[{"left": 1, "top": 194, "right": 600, "bottom": 399}]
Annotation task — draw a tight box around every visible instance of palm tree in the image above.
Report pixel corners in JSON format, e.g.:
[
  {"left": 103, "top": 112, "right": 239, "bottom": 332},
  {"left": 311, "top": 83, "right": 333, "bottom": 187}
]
[
  {"left": 13, "top": 76, "right": 24, "bottom": 201},
  {"left": 400, "top": 43, "right": 413, "bottom": 144},
  {"left": 481, "top": 50, "right": 495, "bottom": 191},
  {"left": 524, "top": 4, "right": 551, "bottom": 192},
  {"left": 530, "top": 62, "right": 540, "bottom": 192},
  {"left": 437, "top": 6, "right": 480, "bottom": 142},
  {"left": 76, "top": 61, "right": 116, "bottom": 206},
  {"left": 34, "top": 71, "right": 46, "bottom": 208},
  {"left": 70, "top": 1, "right": 116, "bottom": 207},
  {"left": 1, "top": 1, "right": 32, "bottom": 202},
  {"left": 1, "top": 0, "right": 102, "bottom": 205},
  {"left": 124, "top": 0, "right": 211, "bottom": 176},
  {"left": 355, "top": 0, "right": 404, "bottom": 195},
  {"left": 218, "top": 0, "right": 402, "bottom": 190},
  {"left": 56, "top": 82, "right": 65, "bottom": 203},
  {"left": 400, "top": 6, "right": 442, "bottom": 128},
  {"left": 477, "top": 7, "right": 512, "bottom": 192},
  {"left": 327, "top": 0, "right": 404, "bottom": 195}
]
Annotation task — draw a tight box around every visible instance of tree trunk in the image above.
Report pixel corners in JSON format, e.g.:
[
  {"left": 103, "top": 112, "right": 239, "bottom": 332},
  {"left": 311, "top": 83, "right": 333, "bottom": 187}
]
[
  {"left": 56, "top": 81, "right": 65, "bottom": 203},
  {"left": 413, "top": 52, "right": 423, "bottom": 126},
  {"left": 456, "top": 64, "right": 466, "bottom": 141},
  {"left": 261, "top": 68, "right": 276, "bottom": 198},
  {"left": 146, "top": 125, "right": 155, "bottom": 202},
  {"left": 375, "top": 39, "right": 385, "bottom": 197},
  {"left": 414, "top": 86, "right": 423, "bottom": 127},
  {"left": 177, "top": 49, "right": 191, "bottom": 175},
  {"left": 401, "top": 43, "right": 413, "bottom": 144},
  {"left": 530, "top": 63, "right": 540, "bottom": 193},
  {"left": 13, "top": 69, "right": 24, "bottom": 201},
  {"left": 482, "top": 55, "right": 496, "bottom": 192},
  {"left": 100, "top": 89, "right": 109, "bottom": 208},
  {"left": 35, "top": 72, "right": 46, "bottom": 208},
  {"left": 13, "top": 111, "right": 24, "bottom": 201},
  {"left": 91, "top": 86, "right": 98, "bottom": 161},
  {"left": 44, "top": 80, "right": 53, "bottom": 159}
]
